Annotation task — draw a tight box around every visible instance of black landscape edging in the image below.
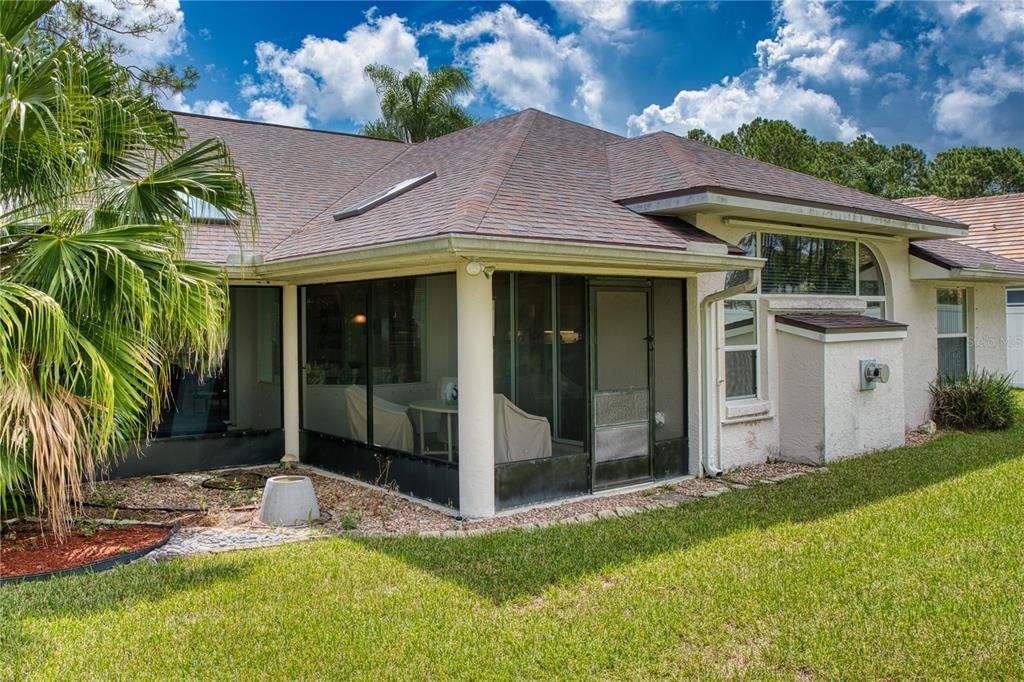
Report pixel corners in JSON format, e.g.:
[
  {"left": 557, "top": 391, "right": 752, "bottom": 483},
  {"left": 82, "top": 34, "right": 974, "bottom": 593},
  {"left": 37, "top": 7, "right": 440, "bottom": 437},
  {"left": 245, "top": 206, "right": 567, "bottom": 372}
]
[{"left": 0, "top": 523, "right": 177, "bottom": 586}]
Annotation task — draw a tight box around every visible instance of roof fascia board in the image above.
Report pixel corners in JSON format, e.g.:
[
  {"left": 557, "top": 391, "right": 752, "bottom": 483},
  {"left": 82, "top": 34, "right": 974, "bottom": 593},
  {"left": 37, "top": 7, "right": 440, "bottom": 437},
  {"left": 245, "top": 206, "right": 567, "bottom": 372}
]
[
  {"left": 232, "top": 234, "right": 764, "bottom": 284},
  {"left": 623, "top": 191, "right": 967, "bottom": 238},
  {"left": 777, "top": 324, "right": 908, "bottom": 343}
]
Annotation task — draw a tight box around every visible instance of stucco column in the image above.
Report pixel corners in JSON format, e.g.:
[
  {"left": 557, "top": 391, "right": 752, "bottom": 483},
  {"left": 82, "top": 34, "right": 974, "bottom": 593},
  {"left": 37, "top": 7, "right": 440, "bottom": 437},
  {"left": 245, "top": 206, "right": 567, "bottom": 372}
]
[
  {"left": 282, "top": 284, "right": 301, "bottom": 460},
  {"left": 456, "top": 267, "right": 495, "bottom": 518}
]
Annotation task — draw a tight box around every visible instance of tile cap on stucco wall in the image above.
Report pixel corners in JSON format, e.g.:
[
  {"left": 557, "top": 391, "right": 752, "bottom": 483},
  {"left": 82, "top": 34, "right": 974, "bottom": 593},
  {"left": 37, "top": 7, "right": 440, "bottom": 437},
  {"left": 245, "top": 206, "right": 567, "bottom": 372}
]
[{"left": 765, "top": 296, "right": 867, "bottom": 314}]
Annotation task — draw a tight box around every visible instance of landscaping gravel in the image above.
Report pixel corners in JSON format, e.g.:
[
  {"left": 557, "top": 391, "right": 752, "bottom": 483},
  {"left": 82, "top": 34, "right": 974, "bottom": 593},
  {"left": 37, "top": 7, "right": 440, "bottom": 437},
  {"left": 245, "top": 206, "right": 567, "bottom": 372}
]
[{"left": 86, "top": 460, "right": 826, "bottom": 559}]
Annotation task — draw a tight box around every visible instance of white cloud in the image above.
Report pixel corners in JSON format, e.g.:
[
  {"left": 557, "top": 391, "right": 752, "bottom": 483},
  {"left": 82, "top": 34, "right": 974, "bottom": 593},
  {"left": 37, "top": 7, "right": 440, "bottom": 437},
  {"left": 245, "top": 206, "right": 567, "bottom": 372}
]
[
  {"left": 626, "top": 74, "right": 859, "bottom": 142},
  {"left": 933, "top": 56, "right": 1024, "bottom": 144},
  {"left": 551, "top": 0, "right": 634, "bottom": 35},
  {"left": 427, "top": 4, "right": 607, "bottom": 125},
  {"left": 933, "top": 89, "right": 999, "bottom": 141},
  {"left": 246, "top": 99, "right": 310, "bottom": 128},
  {"left": 82, "top": 0, "right": 186, "bottom": 66},
  {"left": 864, "top": 39, "right": 902, "bottom": 64},
  {"left": 240, "top": 11, "right": 426, "bottom": 125},
  {"left": 938, "top": 1, "right": 1024, "bottom": 41},
  {"left": 755, "top": 0, "right": 868, "bottom": 83},
  {"left": 162, "top": 92, "right": 240, "bottom": 119},
  {"left": 627, "top": 0, "right": 864, "bottom": 142}
]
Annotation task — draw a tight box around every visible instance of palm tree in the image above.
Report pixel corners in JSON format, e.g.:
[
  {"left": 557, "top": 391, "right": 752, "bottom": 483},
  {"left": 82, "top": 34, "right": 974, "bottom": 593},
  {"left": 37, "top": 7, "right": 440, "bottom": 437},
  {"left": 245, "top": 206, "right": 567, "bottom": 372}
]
[
  {"left": 361, "top": 63, "right": 474, "bottom": 143},
  {"left": 0, "top": 1, "right": 256, "bottom": 535}
]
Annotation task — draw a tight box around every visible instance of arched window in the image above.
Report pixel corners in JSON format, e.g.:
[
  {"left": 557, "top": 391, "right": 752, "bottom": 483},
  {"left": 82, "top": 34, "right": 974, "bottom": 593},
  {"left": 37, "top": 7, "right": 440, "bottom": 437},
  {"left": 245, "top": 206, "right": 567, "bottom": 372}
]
[
  {"left": 858, "top": 244, "right": 887, "bottom": 318},
  {"left": 723, "top": 233, "right": 891, "bottom": 401}
]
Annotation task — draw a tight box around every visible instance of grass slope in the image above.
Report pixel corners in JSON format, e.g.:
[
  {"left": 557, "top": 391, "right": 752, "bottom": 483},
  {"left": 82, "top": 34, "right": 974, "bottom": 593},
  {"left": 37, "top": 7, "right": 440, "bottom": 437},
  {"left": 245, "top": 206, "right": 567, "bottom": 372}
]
[{"left": 3, "top": 400, "right": 1024, "bottom": 680}]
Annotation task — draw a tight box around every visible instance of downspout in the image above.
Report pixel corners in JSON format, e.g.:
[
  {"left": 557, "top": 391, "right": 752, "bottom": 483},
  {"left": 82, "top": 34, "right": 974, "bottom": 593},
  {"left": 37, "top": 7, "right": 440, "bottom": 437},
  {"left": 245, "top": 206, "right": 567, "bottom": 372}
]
[{"left": 699, "top": 269, "right": 760, "bottom": 476}]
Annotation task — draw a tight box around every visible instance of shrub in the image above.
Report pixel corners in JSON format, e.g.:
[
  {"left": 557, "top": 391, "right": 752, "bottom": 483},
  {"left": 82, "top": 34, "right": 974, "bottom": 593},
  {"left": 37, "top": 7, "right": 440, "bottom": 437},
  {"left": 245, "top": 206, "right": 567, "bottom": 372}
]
[{"left": 930, "top": 370, "right": 1017, "bottom": 431}]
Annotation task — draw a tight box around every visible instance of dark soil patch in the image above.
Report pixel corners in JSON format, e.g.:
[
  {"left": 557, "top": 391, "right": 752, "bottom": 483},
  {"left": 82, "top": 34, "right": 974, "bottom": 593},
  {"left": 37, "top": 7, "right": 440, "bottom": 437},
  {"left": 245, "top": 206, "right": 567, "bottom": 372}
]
[
  {"left": 1, "top": 522, "right": 169, "bottom": 578},
  {"left": 202, "top": 472, "right": 268, "bottom": 491}
]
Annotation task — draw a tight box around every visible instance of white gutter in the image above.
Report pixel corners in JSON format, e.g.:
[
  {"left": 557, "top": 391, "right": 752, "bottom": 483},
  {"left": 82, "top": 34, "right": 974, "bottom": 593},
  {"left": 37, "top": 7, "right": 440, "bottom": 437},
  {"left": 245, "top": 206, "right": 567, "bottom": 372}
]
[{"left": 699, "top": 268, "right": 761, "bottom": 477}]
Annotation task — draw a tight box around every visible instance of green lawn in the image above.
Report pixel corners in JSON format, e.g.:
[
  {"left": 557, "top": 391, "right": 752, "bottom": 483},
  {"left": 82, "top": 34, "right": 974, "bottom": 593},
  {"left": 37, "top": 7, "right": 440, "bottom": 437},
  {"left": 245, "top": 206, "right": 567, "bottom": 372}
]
[{"left": 4, "top": 403, "right": 1024, "bottom": 680}]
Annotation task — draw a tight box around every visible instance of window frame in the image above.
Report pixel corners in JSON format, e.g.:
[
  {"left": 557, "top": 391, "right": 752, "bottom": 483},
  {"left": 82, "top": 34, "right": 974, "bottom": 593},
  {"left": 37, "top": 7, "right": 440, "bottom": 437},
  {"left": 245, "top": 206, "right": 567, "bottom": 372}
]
[
  {"left": 936, "top": 286, "right": 972, "bottom": 379},
  {"left": 722, "top": 231, "right": 890, "bottom": 405},
  {"left": 736, "top": 232, "right": 888, "bottom": 313},
  {"left": 723, "top": 294, "right": 760, "bottom": 402}
]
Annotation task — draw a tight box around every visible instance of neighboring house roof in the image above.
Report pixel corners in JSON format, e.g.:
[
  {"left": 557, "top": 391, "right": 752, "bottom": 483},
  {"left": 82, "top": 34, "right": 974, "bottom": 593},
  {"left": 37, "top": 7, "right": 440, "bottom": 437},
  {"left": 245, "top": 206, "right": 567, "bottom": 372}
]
[
  {"left": 908, "top": 239, "right": 1024, "bottom": 275},
  {"left": 174, "top": 108, "right": 966, "bottom": 267},
  {"left": 898, "top": 193, "right": 1024, "bottom": 262},
  {"left": 607, "top": 132, "right": 967, "bottom": 230}
]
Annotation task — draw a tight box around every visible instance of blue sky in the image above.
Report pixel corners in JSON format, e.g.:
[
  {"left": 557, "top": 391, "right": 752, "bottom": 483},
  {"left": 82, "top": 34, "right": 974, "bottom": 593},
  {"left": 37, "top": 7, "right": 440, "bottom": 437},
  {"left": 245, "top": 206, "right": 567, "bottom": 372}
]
[{"left": 117, "top": 1, "right": 1023, "bottom": 154}]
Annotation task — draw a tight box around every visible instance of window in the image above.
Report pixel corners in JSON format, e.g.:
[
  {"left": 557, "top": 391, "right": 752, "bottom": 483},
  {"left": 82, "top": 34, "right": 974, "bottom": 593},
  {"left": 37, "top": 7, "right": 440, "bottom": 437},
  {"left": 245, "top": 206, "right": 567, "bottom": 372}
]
[
  {"left": 721, "top": 232, "right": 889, "bottom": 401},
  {"left": 724, "top": 298, "right": 758, "bottom": 400},
  {"left": 859, "top": 245, "right": 887, "bottom": 318},
  {"left": 155, "top": 287, "right": 282, "bottom": 437},
  {"left": 761, "top": 233, "right": 856, "bottom": 295},
  {"left": 728, "top": 232, "right": 887, "bottom": 315},
  {"left": 937, "top": 288, "right": 970, "bottom": 379},
  {"left": 1008, "top": 289, "right": 1024, "bottom": 307},
  {"left": 493, "top": 273, "right": 587, "bottom": 447}
]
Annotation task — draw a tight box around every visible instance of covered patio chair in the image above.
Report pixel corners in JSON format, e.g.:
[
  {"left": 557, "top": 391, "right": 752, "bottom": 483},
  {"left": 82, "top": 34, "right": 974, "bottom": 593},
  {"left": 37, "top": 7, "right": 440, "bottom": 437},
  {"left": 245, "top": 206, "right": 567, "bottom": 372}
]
[
  {"left": 493, "top": 393, "right": 552, "bottom": 463},
  {"left": 344, "top": 385, "right": 415, "bottom": 452}
]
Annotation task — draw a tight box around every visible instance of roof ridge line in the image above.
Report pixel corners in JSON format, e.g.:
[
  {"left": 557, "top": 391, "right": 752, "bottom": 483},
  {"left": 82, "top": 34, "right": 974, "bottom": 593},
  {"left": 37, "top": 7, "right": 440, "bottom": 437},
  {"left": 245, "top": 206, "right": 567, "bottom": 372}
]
[
  {"left": 445, "top": 109, "right": 538, "bottom": 234},
  {"left": 654, "top": 130, "right": 713, "bottom": 188},
  {"left": 171, "top": 110, "right": 406, "bottom": 143},
  {"left": 263, "top": 143, "right": 415, "bottom": 258}
]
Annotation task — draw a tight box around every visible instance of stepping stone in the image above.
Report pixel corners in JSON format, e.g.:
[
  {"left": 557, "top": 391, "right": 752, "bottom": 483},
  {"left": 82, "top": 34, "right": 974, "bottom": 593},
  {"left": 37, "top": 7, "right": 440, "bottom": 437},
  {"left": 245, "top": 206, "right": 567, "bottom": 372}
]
[
  {"left": 597, "top": 509, "right": 618, "bottom": 520},
  {"left": 657, "top": 493, "right": 693, "bottom": 505},
  {"left": 701, "top": 488, "right": 727, "bottom": 498}
]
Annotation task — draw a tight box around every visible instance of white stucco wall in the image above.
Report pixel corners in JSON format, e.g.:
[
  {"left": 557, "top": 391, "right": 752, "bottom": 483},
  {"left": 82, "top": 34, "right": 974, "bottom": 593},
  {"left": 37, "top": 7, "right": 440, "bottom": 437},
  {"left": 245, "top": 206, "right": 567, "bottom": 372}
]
[
  {"left": 776, "top": 332, "right": 824, "bottom": 464},
  {"left": 691, "top": 213, "right": 1010, "bottom": 471},
  {"left": 822, "top": 337, "right": 905, "bottom": 460}
]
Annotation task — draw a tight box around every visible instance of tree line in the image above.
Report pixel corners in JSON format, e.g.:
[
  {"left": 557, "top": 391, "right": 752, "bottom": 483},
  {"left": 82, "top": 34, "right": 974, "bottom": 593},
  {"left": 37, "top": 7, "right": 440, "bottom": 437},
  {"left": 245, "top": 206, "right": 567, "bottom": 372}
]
[{"left": 686, "top": 118, "right": 1024, "bottom": 200}]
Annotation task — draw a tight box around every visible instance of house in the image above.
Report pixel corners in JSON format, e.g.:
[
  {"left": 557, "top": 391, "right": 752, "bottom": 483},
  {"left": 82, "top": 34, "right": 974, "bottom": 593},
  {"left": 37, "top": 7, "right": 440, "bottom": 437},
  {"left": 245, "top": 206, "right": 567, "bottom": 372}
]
[
  {"left": 115, "top": 109, "right": 1024, "bottom": 518},
  {"left": 899, "top": 194, "right": 1024, "bottom": 387}
]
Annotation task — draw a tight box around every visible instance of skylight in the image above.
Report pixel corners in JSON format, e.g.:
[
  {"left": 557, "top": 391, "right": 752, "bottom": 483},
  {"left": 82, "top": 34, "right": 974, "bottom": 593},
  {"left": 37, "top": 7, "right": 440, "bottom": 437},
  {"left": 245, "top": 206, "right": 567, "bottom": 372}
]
[
  {"left": 181, "top": 193, "right": 237, "bottom": 224},
  {"left": 333, "top": 171, "right": 437, "bottom": 221}
]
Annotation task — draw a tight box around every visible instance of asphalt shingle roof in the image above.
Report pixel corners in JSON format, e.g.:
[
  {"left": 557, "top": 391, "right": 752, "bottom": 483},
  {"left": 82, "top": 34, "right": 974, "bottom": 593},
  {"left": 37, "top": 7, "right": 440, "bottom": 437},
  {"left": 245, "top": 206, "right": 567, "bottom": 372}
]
[
  {"left": 174, "top": 113, "right": 405, "bottom": 263},
  {"left": 267, "top": 109, "right": 737, "bottom": 261},
  {"left": 776, "top": 313, "right": 909, "bottom": 334},
  {"left": 899, "top": 193, "right": 1024, "bottom": 263},
  {"left": 607, "top": 132, "right": 967, "bottom": 229},
  {"left": 908, "top": 238, "right": 1024, "bottom": 275},
  {"left": 174, "top": 109, "right": 968, "bottom": 267}
]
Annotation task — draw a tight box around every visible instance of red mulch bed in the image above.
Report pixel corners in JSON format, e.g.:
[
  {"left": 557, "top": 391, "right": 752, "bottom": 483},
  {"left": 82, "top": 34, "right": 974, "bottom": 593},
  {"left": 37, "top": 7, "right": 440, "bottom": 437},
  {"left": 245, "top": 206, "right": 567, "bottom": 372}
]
[{"left": 1, "top": 522, "right": 169, "bottom": 579}]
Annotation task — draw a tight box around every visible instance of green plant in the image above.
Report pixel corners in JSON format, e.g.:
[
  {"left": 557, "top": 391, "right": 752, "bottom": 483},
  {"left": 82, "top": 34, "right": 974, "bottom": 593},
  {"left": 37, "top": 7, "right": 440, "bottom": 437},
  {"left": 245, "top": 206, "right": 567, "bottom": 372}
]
[
  {"left": 361, "top": 63, "right": 474, "bottom": 142},
  {"left": 340, "top": 511, "right": 362, "bottom": 531},
  {"left": 930, "top": 370, "right": 1017, "bottom": 431},
  {"left": 0, "top": 1, "right": 256, "bottom": 537}
]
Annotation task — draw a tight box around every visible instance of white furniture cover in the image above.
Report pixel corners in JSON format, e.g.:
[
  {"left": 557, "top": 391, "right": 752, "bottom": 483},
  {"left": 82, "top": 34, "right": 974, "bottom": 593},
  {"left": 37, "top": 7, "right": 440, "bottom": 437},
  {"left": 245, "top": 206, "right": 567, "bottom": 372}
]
[
  {"left": 344, "top": 385, "right": 415, "bottom": 452},
  {"left": 493, "top": 394, "right": 553, "bottom": 464}
]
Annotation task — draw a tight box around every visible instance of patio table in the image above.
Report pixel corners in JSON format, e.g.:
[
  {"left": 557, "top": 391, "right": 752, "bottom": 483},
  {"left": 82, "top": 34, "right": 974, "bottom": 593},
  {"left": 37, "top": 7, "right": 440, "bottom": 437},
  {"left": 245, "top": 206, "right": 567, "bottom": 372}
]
[{"left": 408, "top": 400, "right": 458, "bottom": 463}]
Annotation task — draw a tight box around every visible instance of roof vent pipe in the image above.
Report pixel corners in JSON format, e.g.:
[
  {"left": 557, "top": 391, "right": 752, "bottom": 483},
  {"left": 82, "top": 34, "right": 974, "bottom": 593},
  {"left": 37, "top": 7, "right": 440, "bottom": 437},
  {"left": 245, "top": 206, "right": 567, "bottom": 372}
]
[{"left": 699, "top": 268, "right": 760, "bottom": 477}]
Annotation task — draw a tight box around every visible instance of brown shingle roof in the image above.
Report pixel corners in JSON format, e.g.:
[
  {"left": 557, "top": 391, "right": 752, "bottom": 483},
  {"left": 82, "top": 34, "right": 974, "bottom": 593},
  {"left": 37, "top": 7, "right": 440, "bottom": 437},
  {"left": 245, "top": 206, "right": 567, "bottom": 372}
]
[
  {"left": 267, "top": 109, "right": 737, "bottom": 262},
  {"left": 179, "top": 109, "right": 970, "bottom": 267},
  {"left": 899, "top": 194, "right": 1024, "bottom": 262},
  {"left": 775, "top": 313, "right": 908, "bottom": 334},
  {"left": 607, "top": 132, "right": 967, "bottom": 229},
  {"left": 909, "top": 239, "right": 1024, "bottom": 275},
  {"left": 174, "top": 112, "right": 404, "bottom": 263}
]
